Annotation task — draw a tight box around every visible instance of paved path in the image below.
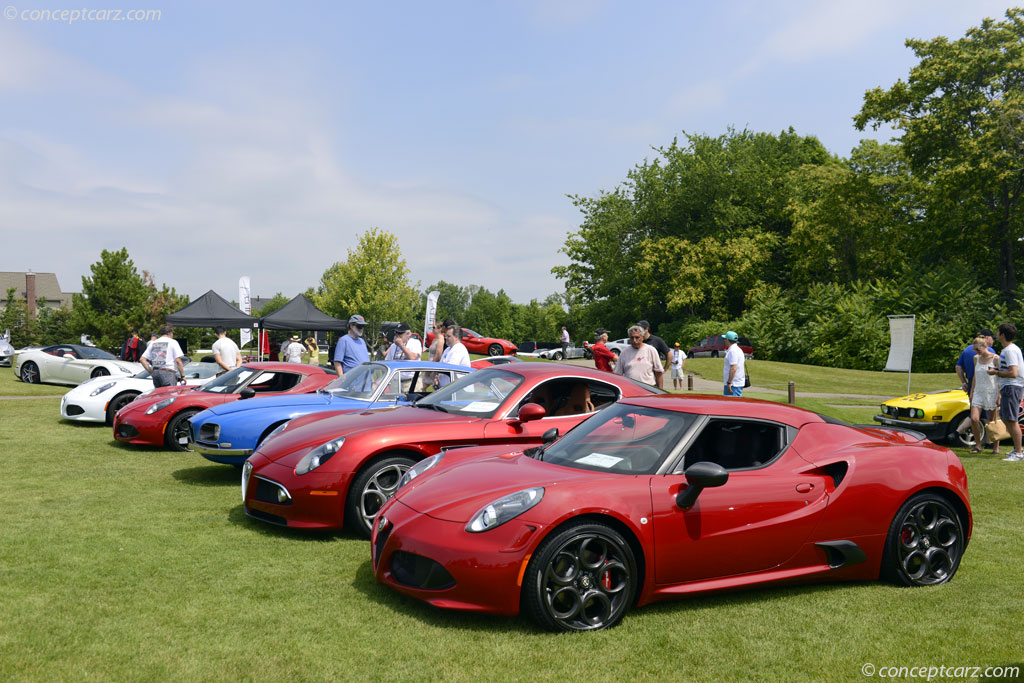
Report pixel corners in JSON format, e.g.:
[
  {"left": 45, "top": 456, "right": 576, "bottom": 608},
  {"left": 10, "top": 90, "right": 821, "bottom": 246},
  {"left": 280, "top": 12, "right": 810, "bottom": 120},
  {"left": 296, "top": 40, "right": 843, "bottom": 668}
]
[{"left": 558, "top": 358, "right": 888, "bottom": 401}]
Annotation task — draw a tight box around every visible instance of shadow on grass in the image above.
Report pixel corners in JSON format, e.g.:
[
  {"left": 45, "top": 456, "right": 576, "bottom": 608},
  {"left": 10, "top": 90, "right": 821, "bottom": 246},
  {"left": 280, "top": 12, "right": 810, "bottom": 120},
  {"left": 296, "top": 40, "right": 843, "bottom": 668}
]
[
  {"left": 225, "top": 504, "right": 348, "bottom": 542},
  {"left": 350, "top": 559, "right": 533, "bottom": 634},
  {"left": 172, "top": 465, "right": 240, "bottom": 487}
]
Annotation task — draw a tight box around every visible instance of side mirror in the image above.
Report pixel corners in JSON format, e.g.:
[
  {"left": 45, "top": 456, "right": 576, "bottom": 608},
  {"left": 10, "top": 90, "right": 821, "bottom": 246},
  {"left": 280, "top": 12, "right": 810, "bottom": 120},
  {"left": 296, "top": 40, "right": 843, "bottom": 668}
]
[
  {"left": 542, "top": 427, "right": 559, "bottom": 445},
  {"left": 517, "top": 403, "right": 546, "bottom": 423},
  {"left": 676, "top": 461, "right": 729, "bottom": 509},
  {"left": 239, "top": 387, "right": 256, "bottom": 400},
  {"left": 63, "top": 353, "right": 74, "bottom": 360}
]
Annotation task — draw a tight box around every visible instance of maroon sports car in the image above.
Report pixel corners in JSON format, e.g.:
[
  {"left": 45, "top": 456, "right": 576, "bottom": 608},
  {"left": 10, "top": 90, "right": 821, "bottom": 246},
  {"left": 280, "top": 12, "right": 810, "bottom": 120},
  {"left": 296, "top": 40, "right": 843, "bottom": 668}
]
[
  {"left": 242, "top": 363, "right": 659, "bottom": 536},
  {"left": 113, "top": 362, "right": 336, "bottom": 450},
  {"left": 372, "top": 395, "right": 971, "bottom": 631}
]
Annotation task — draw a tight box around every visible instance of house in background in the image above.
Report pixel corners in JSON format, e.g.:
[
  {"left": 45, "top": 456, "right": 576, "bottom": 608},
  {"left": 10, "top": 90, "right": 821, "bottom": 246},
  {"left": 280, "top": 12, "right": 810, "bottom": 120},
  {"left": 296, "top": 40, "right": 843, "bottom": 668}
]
[{"left": 0, "top": 271, "right": 75, "bottom": 318}]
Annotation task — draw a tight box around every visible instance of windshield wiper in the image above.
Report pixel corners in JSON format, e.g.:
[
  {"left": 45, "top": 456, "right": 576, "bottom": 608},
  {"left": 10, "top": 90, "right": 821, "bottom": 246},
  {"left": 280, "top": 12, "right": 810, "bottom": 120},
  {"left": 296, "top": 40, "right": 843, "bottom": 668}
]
[
  {"left": 525, "top": 445, "right": 545, "bottom": 461},
  {"left": 414, "top": 402, "right": 448, "bottom": 413}
]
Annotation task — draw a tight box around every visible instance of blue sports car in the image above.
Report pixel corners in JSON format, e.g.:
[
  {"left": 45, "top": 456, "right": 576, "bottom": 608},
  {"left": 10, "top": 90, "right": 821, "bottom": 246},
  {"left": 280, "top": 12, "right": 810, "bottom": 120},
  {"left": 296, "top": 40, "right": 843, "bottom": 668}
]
[{"left": 187, "top": 361, "right": 473, "bottom": 466}]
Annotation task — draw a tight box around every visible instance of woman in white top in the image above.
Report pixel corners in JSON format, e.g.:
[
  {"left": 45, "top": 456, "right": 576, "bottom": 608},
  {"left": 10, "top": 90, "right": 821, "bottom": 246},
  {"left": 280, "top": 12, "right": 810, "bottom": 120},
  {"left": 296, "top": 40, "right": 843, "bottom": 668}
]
[{"left": 970, "top": 336, "right": 1000, "bottom": 454}]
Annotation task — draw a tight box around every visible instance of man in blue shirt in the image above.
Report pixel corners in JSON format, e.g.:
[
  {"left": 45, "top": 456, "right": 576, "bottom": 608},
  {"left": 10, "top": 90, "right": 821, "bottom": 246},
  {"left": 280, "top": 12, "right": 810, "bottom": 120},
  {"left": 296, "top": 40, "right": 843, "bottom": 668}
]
[
  {"left": 333, "top": 314, "right": 369, "bottom": 375},
  {"left": 956, "top": 328, "right": 995, "bottom": 394}
]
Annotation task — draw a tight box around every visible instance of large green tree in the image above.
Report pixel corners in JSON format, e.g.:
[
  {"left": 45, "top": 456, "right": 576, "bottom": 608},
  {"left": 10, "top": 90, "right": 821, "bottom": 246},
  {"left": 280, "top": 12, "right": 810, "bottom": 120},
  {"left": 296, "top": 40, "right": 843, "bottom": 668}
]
[
  {"left": 855, "top": 8, "right": 1024, "bottom": 303},
  {"left": 313, "top": 228, "right": 421, "bottom": 345},
  {"left": 71, "top": 248, "right": 188, "bottom": 353},
  {"left": 0, "top": 287, "right": 40, "bottom": 346}
]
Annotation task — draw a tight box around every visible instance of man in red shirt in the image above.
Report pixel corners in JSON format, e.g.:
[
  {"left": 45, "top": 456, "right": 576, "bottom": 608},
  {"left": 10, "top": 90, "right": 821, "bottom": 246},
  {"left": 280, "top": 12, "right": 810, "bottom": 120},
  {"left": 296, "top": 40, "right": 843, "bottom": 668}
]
[{"left": 590, "top": 328, "right": 616, "bottom": 373}]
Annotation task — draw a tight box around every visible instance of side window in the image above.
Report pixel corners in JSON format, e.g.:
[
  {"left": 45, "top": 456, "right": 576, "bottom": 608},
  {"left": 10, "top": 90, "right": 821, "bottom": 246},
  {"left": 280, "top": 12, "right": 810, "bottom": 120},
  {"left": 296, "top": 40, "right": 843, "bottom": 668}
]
[
  {"left": 248, "top": 372, "right": 302, "bottom": 393},
  {"left": 515, "top": 380, "right": 621, "bottom": 418},
  {"left": 379, "top": 373, "right": 403, "bottom": 400},
  {"left": 680, "top": 419, "right": 787, "bottom": 471}
]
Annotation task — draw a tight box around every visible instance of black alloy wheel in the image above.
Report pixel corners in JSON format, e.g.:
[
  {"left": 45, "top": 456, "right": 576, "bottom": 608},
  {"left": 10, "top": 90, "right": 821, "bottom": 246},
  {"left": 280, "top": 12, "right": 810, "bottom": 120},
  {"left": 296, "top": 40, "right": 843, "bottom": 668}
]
[
  {"left": 488, "top": 344, "right": 503, "bottom": 357},
  {"left": 20, "top": 362, "right": 40, "bottom": 383},
  {"left": 348, "top": 455, "right": 415, "bottom": 538},
  {"left": 165, "top": 409, "right": 200, "bottom": 451},
  {"left": 881, "top": 493, "right": 965, "bottom": 587},
  {"left": 523, "top": 521, "right": 637, "bottom": 632},
  {"left": 105, "top": 392, "right": 139, "bottom": 426}
]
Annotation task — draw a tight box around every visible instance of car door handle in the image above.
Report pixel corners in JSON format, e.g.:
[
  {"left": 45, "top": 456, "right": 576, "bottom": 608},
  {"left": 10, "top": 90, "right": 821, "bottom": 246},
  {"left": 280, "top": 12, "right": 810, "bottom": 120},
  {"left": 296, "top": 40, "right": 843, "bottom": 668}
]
[{"left": 796, "top": 482, "right": 815, "bottom": 493}]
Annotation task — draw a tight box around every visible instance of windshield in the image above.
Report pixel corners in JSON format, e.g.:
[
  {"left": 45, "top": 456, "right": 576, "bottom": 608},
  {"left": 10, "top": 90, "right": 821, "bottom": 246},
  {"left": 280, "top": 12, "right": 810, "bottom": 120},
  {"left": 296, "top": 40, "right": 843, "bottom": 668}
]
[
  {"left": 199, "top": 366, "right": 259, "bottom": 394},
  {"left": 415, "top": 367, "right": 524, "bottom": 418},
  {"left": 78, "top": 346, "right": 117, "bottom": 360},
  {"left": 542, "top": 403, "right": 696, "bottom": 474},
  {"left": 463, "top": 328, "right": 481, "bottom": 338},
  {"left": 323, "top": 363, "right": 391, "bottom": 401}
]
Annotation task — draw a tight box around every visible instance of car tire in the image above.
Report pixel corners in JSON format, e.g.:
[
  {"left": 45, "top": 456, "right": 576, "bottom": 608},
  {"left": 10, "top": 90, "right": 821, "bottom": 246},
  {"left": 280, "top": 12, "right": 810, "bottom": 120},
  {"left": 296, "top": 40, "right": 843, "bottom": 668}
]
[
  {"left": 611, "top": 348, "right": 620, "bottom": 357},
  {"left": 881, "top": 493, "right": 965, "bottom": 587},
  {"left": 164, "top": 409, "right": 200, "bottom": 451},
  {"left": 91, "top": 367, "right": 110, "bottom": 379},
  {"left": 347, "top": 454, "right": 416, "bottom": 538},
  {"left": 20, "top": 361, "right": 40, "bottom": 384},
  {"left": 711, "top": 350, "right": 719, "bottom": 358},
  {"left": 552, "top": 351, "right": 563, "bottom": 361},
  {"left": 522, "top": 521, "right": 637, "bottom": 632},
  {"left": 488, "top": 344, "right": 503, "bottom": 357},
  {"left": 105, "top": 391, "right": 139, "bottom": 426}
]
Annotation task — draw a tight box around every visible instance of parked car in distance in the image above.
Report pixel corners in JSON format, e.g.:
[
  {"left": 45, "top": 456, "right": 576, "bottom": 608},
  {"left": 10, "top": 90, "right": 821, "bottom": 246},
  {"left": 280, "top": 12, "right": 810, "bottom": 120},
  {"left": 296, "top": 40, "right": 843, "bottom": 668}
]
[
  {"left": 517, "top": 341, "right": 591, "bottom": 361},
  {"left": 0, "top": 333, "right": 15, "bottom": 367},
  {"left": 688, "top": 335, "right": 754, "bottom": 359},
  {"left": 872, "top": 388, "right": 1024, "bottom": 448},
  {"left": 425, "top": 328, "right": 517, "bottom": 357},
  {"left": 14, "top": 344, "right": 143, "bottom": 386},
  {"left": 372, "top": 394, "right": 971, "bottom": 632}
]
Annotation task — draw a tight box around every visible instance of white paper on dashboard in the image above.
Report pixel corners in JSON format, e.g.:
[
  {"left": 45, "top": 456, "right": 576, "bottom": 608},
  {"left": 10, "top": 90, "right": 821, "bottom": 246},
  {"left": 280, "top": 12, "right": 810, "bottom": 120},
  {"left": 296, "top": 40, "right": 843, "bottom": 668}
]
[{"left": 576, "top": 452, "right": 623, "bottom": 468}]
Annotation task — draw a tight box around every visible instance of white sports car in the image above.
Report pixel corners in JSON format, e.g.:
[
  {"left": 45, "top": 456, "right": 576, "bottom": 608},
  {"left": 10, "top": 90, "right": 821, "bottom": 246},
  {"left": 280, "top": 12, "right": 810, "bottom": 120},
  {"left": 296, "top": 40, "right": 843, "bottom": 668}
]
[
  {"left": 60, "top": 362, "right": 221, "bottom": 424},
  {"left": 0, "top": 332, "right": 15, "bottom": 367},
  {"left": 14, "top": 343, "right": 143, "bottom": 386}
]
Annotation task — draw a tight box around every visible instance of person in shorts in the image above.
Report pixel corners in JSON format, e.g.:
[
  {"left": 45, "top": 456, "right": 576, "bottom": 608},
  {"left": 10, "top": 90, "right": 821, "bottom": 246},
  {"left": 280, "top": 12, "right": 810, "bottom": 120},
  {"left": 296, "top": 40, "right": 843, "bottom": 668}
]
[
  {"left": 989, "top": 322, "right": 1024, "bottom": 461},
  {"left": 141, "top": 324, "right": 186, "bottom": 388},
  {"left": 669, "top": 342, "right": 686, "bottom": 390}
]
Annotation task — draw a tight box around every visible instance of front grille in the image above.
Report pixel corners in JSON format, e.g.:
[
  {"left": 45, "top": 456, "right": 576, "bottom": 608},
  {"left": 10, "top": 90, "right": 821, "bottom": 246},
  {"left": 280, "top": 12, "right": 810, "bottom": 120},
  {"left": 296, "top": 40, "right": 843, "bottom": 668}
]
[
  {"left": 199, "top": 423, "right": 220, "bottom": 442},
  {"left": 245, "top": 507, "right": 287, "bottom": 526},
  {"left": 65, "top": 404, "right": 85, "bottom": 416},
  {"left": 117, "top": 424, "right": 138, "bottom": 438},
  {"left": 373, "top": 524, "right": 392, "bottom": 568},
  {"left": 390, "top": 550, "right": 455, "bottom": 590},
  {"left": 252, "top": 477, "right": 292, "bottom": 505}
]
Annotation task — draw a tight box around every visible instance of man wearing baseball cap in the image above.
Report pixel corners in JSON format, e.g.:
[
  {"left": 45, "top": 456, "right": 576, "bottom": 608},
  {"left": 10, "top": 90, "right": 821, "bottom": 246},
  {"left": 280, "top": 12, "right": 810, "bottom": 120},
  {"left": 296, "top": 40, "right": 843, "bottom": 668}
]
[
  {"left": 333, "top": 314, "right": 369, "bottom": 375},
  {"left": 722, "top": 330, "right": 745, "bottom": 397},
  {"left": 590, "top": 328, "right": 615, "bottom": 373}
]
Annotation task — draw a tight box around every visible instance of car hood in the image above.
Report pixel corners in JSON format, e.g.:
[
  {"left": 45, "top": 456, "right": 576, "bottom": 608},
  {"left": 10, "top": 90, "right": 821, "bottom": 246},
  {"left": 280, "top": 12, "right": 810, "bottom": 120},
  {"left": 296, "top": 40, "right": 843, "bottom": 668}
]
[
  {"left": 394, "top": 452, "right": 597, "bottom": 523},
  {"left": 257, "top": 405, "right": 479, "bottom": 465},
  {"left": 204, "top": 391, "right": 379, "bottom": 417},
  {"left": 882, "top": 389, "right": 967, "bottom": 407}
]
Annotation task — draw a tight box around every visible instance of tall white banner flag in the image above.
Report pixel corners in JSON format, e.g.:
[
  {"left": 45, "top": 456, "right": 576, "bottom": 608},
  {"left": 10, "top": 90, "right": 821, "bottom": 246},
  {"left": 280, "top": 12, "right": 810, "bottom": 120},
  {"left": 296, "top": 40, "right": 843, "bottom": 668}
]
[
  {"left": 239, "top": 276, "right": 252, "bottom": 347},
  {"left": 424, "top": 290, "right": 440, "bottom": 340}
]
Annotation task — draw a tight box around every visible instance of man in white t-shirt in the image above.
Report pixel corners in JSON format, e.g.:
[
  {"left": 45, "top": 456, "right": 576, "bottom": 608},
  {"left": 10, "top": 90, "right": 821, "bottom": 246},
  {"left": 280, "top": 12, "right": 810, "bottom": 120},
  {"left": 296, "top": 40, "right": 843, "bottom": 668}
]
[
  {"left": 141, "top": 324, "right": 186, "bottom": 388},
  {"left": 722, "top": 330, "right": 746, "bottom": 397},
  {"left": 990, "top": 322, "right": 1024, "bottom": 461},
  {"left": 669, "top": 342, "right": 686, "bottom": 390},
  {"left": 438, "top": 325, "right": 471, "bottom": 388},
  {"left": 384, "top": 323, "right": 423, "bottom": 391},
  {"left": 613, "top": 325, "right": 663, "bottom": 388},
  {"left": 282, "top": 335, "right": 306, "bottom": 363},
  {"left": 212, "top": 326, "right": 241, "bottom": 374}
]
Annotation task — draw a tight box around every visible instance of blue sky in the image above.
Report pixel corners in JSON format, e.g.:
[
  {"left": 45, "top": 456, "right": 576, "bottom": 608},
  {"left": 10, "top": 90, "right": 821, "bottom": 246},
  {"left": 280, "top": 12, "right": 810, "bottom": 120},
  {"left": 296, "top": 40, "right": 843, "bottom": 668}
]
[{"left": 0, "top": 0, "right": 1014, "bottom": 304}]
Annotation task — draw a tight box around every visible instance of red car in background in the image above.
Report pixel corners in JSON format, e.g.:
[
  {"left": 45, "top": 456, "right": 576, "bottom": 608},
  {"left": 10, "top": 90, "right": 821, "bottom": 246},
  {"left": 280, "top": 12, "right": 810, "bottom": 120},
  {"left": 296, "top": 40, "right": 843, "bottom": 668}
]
[
  {"left": 688, "top": 334, "right": 754, "bottom": 359},
  {"left": 113, "top": 362, "right": 336, "bottom": 450},
  {"left": 373, "top": 395, "right": 971, "bottom": 631},
  {"left": 242, "top": 363, "right": 660, "bottom": 537},
  {"left": 425, "top": 328, "right": 517, "bottom": 357}
]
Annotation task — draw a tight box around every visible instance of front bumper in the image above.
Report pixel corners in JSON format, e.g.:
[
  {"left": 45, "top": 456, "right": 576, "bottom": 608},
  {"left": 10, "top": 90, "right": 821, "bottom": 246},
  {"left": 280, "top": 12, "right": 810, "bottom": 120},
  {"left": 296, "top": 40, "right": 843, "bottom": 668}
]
[
  {"left": 190, "top": 440, "right": 253, "bottom": 465},
  {"left": 872, "top": 414, "right": 949, "bottom": 437},
  {"left": 60, "top": 394, "right": 106, "bottom": 423},
  {"left": 371, "top": 497, "right": 542, "bottom": 616},
  {"left": 243, "top": 457, "right": 353, "bottom": 530},
  {"left": 112, "top": 411, "right": 168, "bottom": 446}
]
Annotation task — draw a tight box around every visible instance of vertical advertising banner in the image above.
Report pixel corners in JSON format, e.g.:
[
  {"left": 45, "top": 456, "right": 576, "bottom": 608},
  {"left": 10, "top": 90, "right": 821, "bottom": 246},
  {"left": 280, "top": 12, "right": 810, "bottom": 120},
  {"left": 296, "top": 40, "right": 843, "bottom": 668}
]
[
  {"left": 239, "top": 276, "right": 252, "bottom": 347},
  {"left": 424, "top": 290, "right": 440, "bottom": 340},
  {"left": 885, "top": 314, "right": 915, "bottom": 394}
]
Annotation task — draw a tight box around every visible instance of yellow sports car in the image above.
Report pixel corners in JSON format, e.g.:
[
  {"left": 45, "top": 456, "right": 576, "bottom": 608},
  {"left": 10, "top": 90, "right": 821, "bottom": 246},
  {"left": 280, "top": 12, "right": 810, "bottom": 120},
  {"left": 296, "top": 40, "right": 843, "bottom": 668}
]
[{"left": 873, "top": 389, "right": 973, "bottom": 447}]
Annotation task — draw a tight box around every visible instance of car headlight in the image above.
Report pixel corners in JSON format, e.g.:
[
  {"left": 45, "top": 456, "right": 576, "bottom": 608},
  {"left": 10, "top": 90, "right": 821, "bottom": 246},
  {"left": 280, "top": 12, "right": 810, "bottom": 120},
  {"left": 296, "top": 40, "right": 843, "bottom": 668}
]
[
  {"left": 398, "top": 453, "right": 443, "bottom": 490},
  {"left": 145, "top": 396, "right": 177, "bottom": 415},
  {"left": 116, "top": 365, "right": 132, "bottom": 374},
  {"left": 295, "top": 437, "right": 344, "bottom": 475},
  {"left": 89, "top": 382, "right": 116, "bottom": 397},
  {"left": 466, "top": 487, "right": 544, "bottom": 533}
]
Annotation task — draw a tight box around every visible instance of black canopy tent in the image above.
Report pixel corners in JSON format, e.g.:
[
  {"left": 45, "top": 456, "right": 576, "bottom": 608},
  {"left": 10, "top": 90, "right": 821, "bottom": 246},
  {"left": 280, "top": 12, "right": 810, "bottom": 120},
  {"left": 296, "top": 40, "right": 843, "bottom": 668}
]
[
  {"left": 259, "top": 294, "right": 348, "bottom": 332},
  {"left": 165, "top": 290, "right": 259, "bottom": 328}
]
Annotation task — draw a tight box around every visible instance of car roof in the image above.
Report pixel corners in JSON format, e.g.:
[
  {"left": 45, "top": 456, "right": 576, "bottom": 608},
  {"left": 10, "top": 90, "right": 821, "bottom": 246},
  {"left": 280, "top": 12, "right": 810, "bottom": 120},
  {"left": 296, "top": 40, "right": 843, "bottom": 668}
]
[
  {"left": 619, "top": 393, "right": 825, "bottom": 427},
  {"left": 360, "top": 360, "right": 473, "bottom": 372}
]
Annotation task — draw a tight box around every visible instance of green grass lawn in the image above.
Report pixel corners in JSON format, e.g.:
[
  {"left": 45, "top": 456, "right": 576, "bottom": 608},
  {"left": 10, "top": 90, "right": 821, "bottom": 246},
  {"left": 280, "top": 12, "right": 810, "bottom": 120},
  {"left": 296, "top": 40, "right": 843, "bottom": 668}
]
[{"left": 0, "top": 365, "right": 1020, "bottom": 681}]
